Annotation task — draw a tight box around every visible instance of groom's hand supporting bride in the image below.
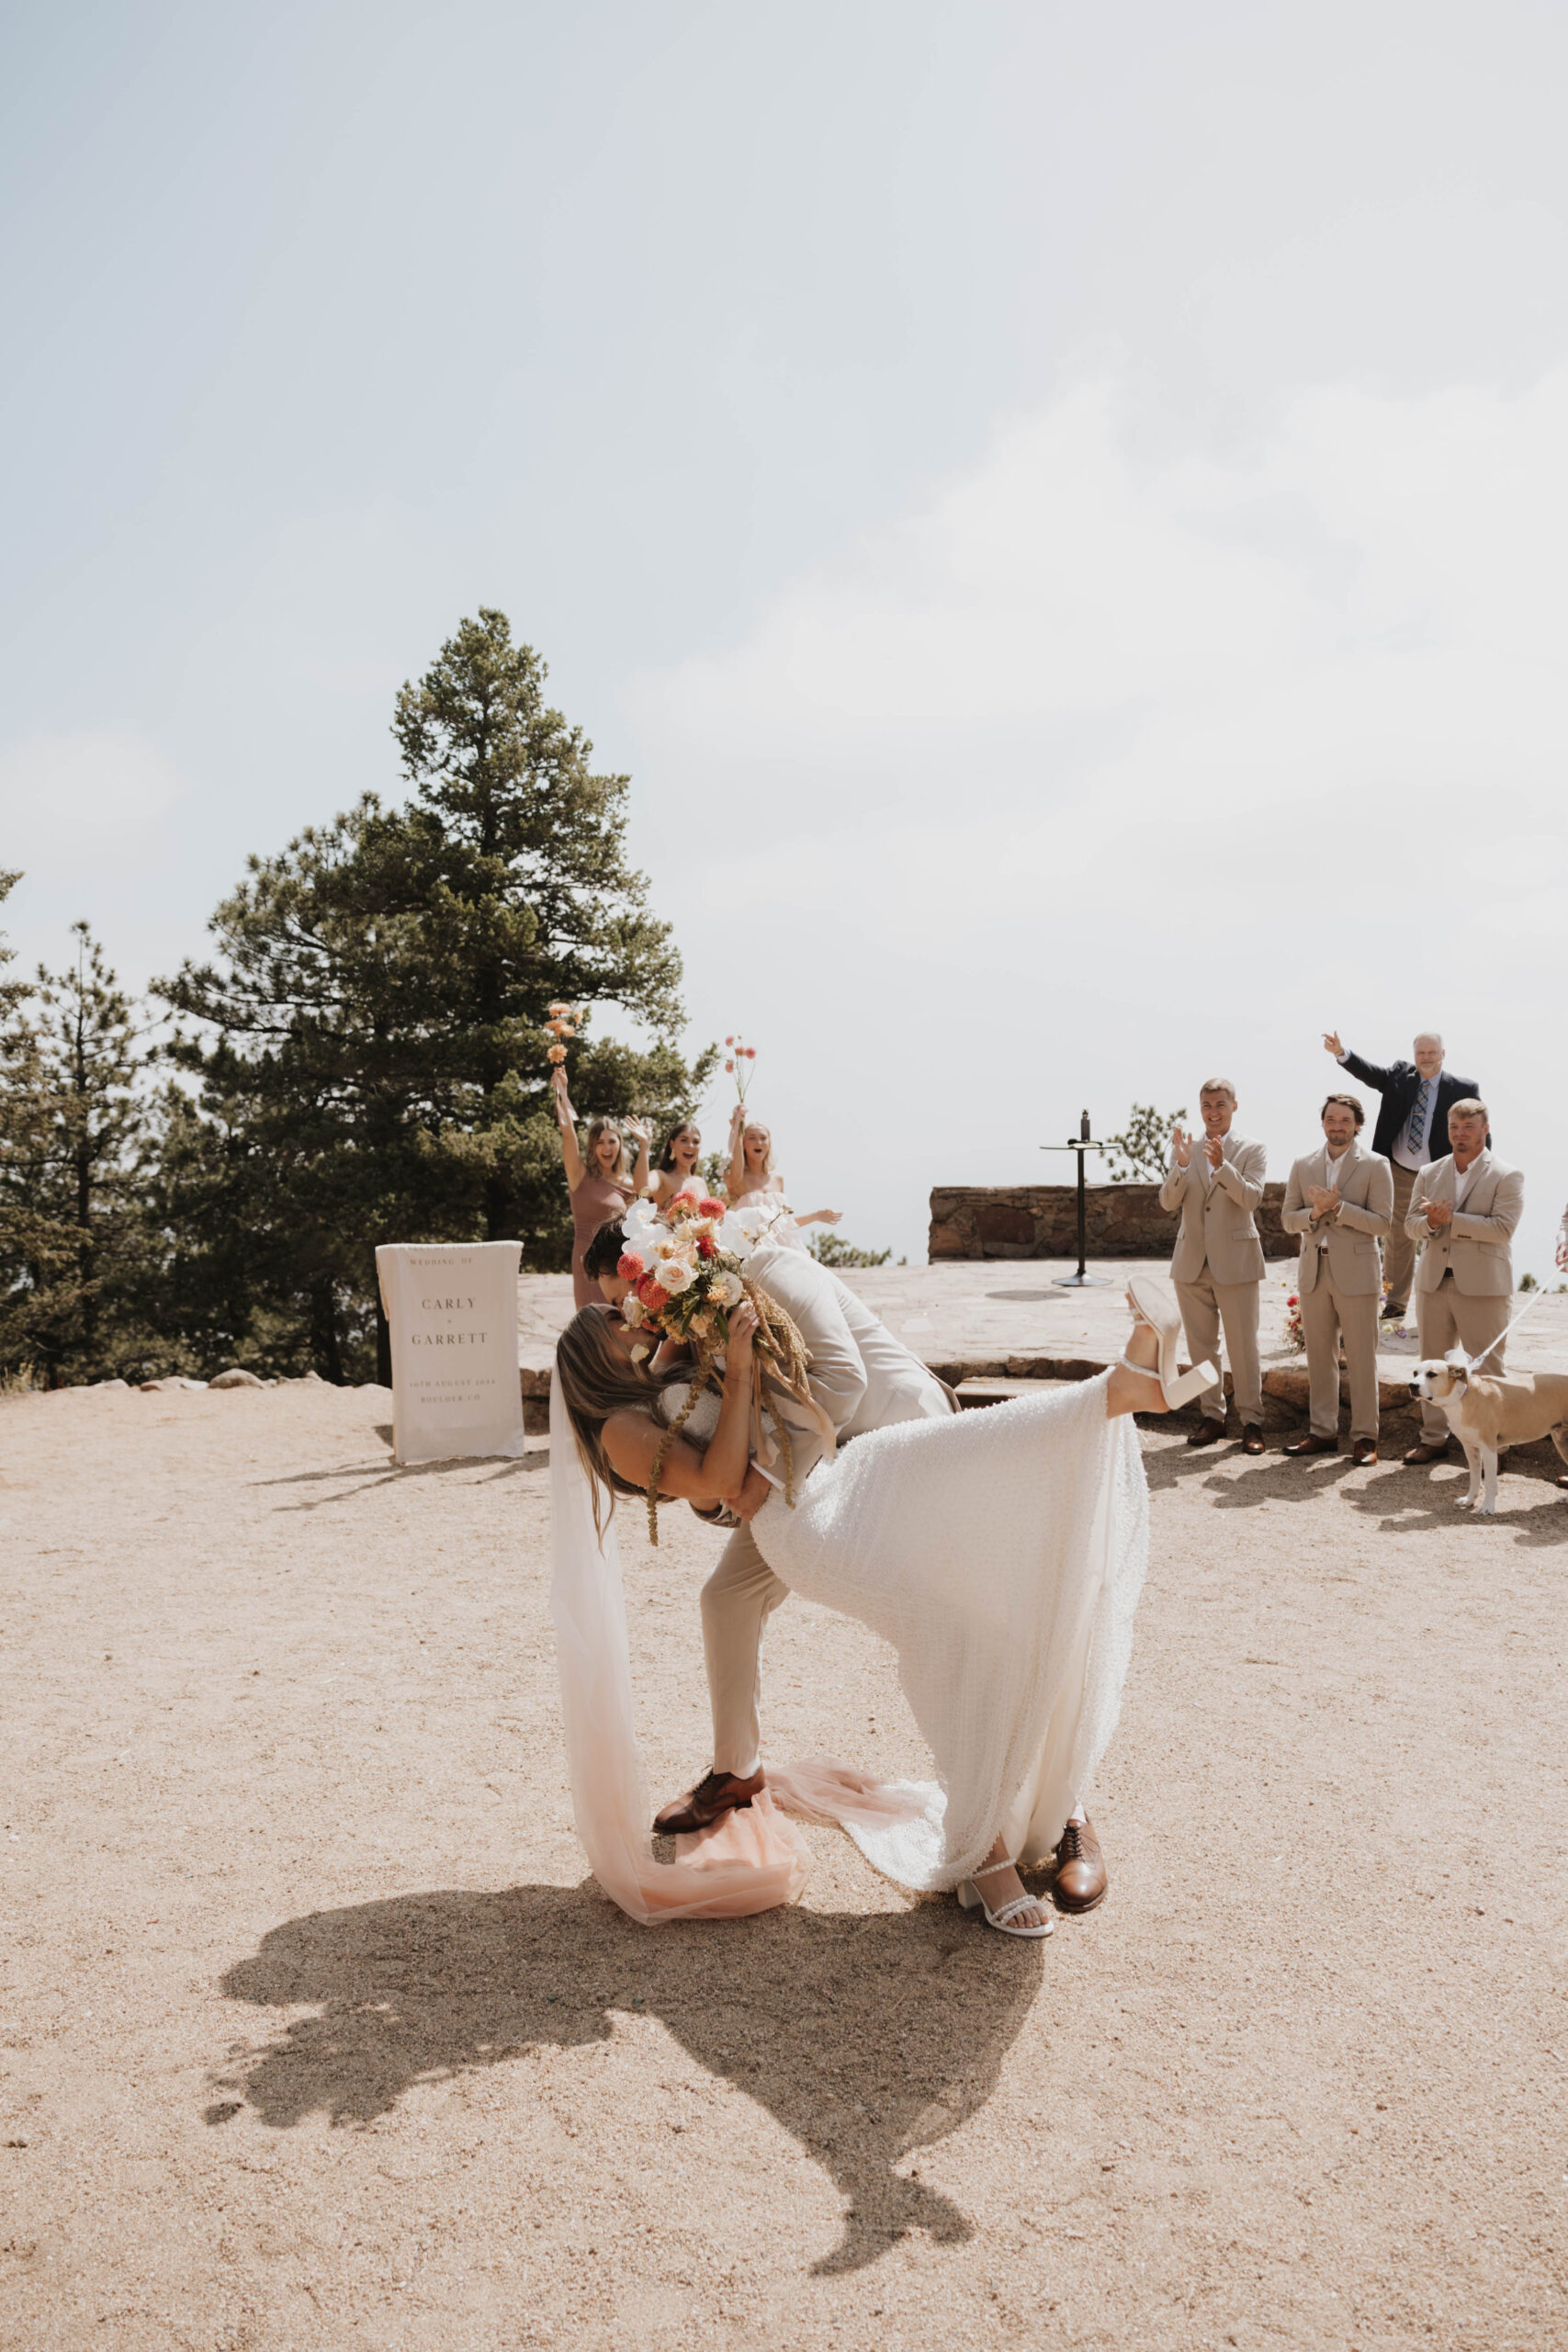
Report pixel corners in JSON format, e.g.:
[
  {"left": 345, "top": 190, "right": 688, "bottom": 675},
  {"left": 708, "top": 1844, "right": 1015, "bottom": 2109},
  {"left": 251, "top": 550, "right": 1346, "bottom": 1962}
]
[{"left": 729, "top": 1463, "right": 773, "bottom": 1521}]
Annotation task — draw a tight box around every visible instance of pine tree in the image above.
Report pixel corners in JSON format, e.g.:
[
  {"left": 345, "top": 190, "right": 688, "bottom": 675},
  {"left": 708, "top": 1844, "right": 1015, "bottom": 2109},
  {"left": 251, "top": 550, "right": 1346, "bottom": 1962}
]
[
  {"left": 0, "top": 922, "right": 159, "bottom": 1383},
  {"left": 157, "top": 612, "right": 711, "bottom": 1380}
]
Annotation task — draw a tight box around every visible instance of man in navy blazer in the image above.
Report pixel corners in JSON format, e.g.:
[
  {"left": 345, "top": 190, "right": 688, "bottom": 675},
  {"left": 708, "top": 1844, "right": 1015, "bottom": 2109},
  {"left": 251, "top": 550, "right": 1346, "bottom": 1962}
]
[{"left": 1321, "top": 1029, "right": 1481, "bottom": 1322}]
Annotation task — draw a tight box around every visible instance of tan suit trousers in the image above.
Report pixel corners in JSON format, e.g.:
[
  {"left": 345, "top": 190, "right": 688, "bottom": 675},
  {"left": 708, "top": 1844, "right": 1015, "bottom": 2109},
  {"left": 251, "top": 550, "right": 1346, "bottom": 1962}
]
[
  {"left": 1383, "top": 1163, "right": 1419, "bottom": 1312},
  {"left": 702, "top": 1520, "right": 790, "bottom": 1776},
  {"left": 1416, "top": 1275, "right": 1510, "bottom": 1442},
  {"left": 1175, "top": 1270, "right": 1263, "bottom": 1427},
  {"left": 1300, "top": 1261, "right": 1382, "bottom": 1442}
]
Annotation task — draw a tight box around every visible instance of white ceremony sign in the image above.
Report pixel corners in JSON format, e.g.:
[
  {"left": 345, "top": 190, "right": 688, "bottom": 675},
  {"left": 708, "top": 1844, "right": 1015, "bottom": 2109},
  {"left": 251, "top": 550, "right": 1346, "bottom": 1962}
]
[{"left": 376, "top": 1241, "right": 527, "bottom": 1466}]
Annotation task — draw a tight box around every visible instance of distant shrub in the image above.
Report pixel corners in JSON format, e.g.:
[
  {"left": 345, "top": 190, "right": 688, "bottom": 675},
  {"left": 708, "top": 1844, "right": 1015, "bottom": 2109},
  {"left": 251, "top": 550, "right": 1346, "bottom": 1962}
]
[
  {"left": 809, "top": 1232, "right": 897, "bottom": 1270},
  {"left": 1104, "top": 1103, "right": 1187, "bottom": 1183}
]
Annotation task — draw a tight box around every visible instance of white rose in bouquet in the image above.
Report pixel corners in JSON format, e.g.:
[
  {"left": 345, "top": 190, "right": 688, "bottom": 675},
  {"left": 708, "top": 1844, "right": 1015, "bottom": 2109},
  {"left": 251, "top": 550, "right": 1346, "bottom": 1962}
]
[
  {"left": 713, "top": 1269, "right": 743, "bottom": 1307},
  {"left": 660, "top": 1255, "right": 697, "bottom": 1295}
]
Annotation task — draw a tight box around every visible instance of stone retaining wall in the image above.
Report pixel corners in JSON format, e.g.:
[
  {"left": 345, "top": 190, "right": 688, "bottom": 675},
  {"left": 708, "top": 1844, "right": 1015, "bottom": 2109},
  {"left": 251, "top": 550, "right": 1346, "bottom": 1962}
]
[{"left": 928, "top": 1182, "right": 1295, "bottom": 1262}]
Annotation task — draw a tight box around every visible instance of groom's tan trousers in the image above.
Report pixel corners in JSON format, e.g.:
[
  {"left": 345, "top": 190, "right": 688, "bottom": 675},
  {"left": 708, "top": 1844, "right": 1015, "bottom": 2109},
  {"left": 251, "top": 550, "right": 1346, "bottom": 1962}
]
[{"left": 703, "top": 1522, "right": 790, "bottom": 1778}]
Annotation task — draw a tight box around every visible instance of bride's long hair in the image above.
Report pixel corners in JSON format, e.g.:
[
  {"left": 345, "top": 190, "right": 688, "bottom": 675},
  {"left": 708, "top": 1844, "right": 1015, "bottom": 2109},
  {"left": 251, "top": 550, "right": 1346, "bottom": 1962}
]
[{"left": 553, "top": 1307, "right": 691, "bottom": 1535}]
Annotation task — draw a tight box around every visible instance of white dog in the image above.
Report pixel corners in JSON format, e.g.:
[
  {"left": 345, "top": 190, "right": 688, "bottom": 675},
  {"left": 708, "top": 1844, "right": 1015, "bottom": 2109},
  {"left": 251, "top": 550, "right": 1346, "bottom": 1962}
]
[{"left": 1409, "top": 1351, "right": 1568, "bottom": 1517}]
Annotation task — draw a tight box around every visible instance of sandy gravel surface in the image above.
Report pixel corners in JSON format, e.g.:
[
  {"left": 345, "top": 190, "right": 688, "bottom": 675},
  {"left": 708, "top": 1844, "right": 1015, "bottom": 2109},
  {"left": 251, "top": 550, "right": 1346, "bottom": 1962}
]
[{"left": 3, "top": 1382, "right": 1566, "bottom": 2350}]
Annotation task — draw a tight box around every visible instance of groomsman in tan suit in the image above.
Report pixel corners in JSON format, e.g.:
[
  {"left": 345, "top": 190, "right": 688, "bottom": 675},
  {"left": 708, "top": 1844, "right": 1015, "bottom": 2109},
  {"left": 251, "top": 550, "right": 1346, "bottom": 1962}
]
[
  {"left": 1404, "top": 1100, "right": 1524, "bottom": 1462},
  {"left": 1279, "top": 1094, "right": 1393, "bottom": 1464},
  {"left": 1159, "top": 1079, "right": 1269, "bottom": 1453}
]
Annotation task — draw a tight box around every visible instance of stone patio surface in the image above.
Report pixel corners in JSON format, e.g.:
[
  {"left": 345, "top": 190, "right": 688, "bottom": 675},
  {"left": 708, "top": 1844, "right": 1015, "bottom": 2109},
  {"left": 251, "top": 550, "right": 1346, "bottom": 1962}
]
[{"left": 520, "top": 1261, "right": 1568, "bottom": 1456}]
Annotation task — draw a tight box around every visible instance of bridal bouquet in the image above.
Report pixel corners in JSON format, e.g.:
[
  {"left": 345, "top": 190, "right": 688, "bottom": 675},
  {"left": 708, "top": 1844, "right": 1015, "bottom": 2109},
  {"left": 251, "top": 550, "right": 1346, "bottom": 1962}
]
[
  {"left": 616, "top": 1192, "right": 750, "bottom": 1352},
  {"left": 615, "top": 1193, "right": 820, "bottom": 1539}
]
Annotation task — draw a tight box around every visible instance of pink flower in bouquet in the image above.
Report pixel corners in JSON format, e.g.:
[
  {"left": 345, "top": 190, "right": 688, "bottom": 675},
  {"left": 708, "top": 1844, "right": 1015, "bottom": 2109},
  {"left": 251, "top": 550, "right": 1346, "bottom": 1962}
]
[
  {"left": 547, "top": 1044, "right": 567, "bottom": 1064},
  {"left": 697, "top": 1196, "right": 727, "bottom": 1220},
  {"left": 1286, "top": 1295, "right": 1298, "bottom": 1307},
  {"left": 696, "top": 1234, "right": 716, "bottom": 1259},
  {"left": 724, "top": 1031, "right": 759, "bottom": 1103},
  {"left": 616, "top": 1251, "right": 645, "bottom": 1280},
  {"left": 636, "top": 1274, "right": 671, "bottom": 1316}
]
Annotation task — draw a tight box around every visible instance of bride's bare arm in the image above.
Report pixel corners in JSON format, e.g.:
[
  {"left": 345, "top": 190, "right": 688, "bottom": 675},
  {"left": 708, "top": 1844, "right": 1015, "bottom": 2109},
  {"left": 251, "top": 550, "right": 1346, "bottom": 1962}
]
[{"left": 601, "top": 1304, "right": 760, "bottom": 1505}]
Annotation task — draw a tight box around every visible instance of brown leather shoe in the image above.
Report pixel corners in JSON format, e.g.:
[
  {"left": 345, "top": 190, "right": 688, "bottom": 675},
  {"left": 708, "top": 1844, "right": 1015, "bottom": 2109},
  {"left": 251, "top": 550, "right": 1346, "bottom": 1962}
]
[
  {"left": 652, "top": 1767, "right": 765, "bottom": 1837},
  {"left": 1240, "top": 1427, "right": 1266, "bottom": 1455},
  {"left": 1282, "top": 1431, "right": 1337, "bottom": 1457},
  {"left": 1403, "top": 1442, "right": 1450, "bottom": 1466},
  {"left": 1187, "top": 1419, "right": 1226, "bottom": 1447},
  {"left": 1558, "top": 1474, "right": 1568, "bottom": 1490},
  {"left": 1052, "top": 1816, "right": 1108, "bottom": 1913},
  {"left": 1351, "top": 1439, "right": 1378, "bottom": 1465}
]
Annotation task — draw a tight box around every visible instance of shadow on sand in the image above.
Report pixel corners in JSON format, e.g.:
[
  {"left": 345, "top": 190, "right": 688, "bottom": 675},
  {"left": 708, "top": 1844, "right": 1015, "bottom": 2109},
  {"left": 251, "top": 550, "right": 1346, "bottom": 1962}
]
[{"left": 208, "top": 1878, "right": 1044, "bottom": 2274}]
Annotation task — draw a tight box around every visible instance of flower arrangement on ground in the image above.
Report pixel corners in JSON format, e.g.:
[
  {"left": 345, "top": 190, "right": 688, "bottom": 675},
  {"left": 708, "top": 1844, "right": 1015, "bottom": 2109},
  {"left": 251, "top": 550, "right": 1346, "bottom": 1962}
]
[
  {"left": 616, "top": 1193, "right": 817, "bottom": 1540},
  {"left": 1281, "top": 1283, "right": 1304, "bottom": 1353}
]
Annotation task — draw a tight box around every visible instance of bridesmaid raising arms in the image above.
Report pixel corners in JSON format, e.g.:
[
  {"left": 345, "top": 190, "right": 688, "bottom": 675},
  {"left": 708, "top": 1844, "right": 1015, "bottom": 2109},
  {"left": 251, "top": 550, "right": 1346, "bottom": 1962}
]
[
  {"left": 554, "top": 1069, "right": 650, "bottom": 1309},
  {"left": 648, "top": 1120, "right": 708, "bottom": 1213},
  {"left": 723, "top": 1106, "right": 842, "bottom": 1236}
]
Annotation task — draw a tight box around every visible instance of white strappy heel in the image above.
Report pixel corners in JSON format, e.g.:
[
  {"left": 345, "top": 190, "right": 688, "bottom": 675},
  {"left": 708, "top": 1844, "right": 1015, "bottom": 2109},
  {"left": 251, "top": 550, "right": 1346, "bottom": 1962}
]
[
  {"left": 958, "top": 1862, "right": 1055, "bottom": 1939},
  {"left": 1122, "top": 1273, "right": 1221, "bottom": 1410}
]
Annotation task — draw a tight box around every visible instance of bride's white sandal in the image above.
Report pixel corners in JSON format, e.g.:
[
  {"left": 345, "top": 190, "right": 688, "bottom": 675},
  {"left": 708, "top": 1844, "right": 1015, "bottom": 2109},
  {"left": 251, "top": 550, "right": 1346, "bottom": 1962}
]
[
  {"left": 959, "top": 1860, "right": 1055, "bottom": 1939},
  {"left": 1122, "top": 1273, "right": 1220, "bottom": 1410}
]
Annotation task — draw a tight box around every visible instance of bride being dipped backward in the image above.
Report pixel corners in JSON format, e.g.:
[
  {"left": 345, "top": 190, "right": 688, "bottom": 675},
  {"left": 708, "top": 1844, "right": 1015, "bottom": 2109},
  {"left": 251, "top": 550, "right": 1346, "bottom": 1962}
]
[{"left": 550, "top": 1194, "right": 1215, "bottom": 1939}]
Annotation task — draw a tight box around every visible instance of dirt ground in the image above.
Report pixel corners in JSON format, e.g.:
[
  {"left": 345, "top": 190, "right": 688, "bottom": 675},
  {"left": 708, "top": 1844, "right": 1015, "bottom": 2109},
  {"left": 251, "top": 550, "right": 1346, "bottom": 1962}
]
[{"left": 3, "top": 1381, "right": 1566, "bottom": 2351}]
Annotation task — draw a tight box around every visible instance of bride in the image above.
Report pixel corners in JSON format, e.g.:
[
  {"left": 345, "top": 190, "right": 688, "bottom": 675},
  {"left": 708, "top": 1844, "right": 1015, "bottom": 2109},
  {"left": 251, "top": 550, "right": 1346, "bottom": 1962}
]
[{"left": 550, "top": 1274, "right": 1211, "bottom": 1938}]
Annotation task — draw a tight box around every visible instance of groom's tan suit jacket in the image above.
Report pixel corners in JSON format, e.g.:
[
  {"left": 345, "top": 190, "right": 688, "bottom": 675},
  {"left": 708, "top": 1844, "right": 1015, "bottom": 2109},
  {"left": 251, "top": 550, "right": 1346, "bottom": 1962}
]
[
  {"left": 1405, "top": 1153, "right": 1522, "bottom": 1297},
  {"left": 744, "top": 1240, "right": 953, "bottom": 1487},
  {"left": 1280, "top": 1138, "right": 1393, "bottom": 1295},
  {"left": 1158, "top": 1132, "right": 1268, "bottom": 1285},
  {"left": 704, "top": 1239, "right": 953, "bottom": 1777}
]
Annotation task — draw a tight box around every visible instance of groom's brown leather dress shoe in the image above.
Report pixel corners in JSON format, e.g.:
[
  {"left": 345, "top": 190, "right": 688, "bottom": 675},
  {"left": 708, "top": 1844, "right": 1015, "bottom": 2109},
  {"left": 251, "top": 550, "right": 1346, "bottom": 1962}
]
[
  {"left": 653, "top": 1768, "right": 765, "bottom": 1838},
  {"left": 1282, "top": 1431, "right": 1337, "bottom": 1456},
  {"left": 1241, "top": 1427, "right": 1266, "bottom": 1455},
  {"left": 1403, "top": 1442, "right": 1450, "bottom": 1465},
  {"left": 1051, "top": 1816, "right": 1108, "bottom": 1913},
  {"left": 1187, "top": 1419, "right": 1226, "bottom": 1447}
]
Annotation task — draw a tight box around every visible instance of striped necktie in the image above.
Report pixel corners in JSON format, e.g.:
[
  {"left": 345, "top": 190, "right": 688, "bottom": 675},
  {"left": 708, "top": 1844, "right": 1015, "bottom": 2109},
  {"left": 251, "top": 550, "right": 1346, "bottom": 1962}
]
[{"left": 1407, "top": 1078, "right": 1432, "bottom": 1158}]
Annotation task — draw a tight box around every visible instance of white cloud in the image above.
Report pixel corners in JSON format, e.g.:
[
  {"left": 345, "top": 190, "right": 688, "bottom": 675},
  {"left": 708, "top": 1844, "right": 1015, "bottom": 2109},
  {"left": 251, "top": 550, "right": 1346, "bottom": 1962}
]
[{"left": 625, "top": 374, "right": 1568, "bottom": 1274}]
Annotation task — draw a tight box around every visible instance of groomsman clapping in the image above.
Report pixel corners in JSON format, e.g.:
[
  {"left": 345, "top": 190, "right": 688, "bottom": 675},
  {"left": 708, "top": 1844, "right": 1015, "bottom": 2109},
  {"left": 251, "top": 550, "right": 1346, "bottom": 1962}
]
[
  {"left": 1404, "top": 1102, "right": 1523, "bottom": 1466},
  {"left": 1159, "top": 1080, "right": 1268, "bottom": 1454},
  {"left": 1280, "top": 1095, "right": 1393, "bottom": 1464}
]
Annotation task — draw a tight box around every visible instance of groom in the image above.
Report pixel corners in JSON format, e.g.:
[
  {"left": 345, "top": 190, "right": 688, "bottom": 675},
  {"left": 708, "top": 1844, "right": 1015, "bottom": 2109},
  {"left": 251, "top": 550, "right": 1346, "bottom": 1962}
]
[{"left": 580, "top": 1218, "right": 1110, "bottom": 1912}]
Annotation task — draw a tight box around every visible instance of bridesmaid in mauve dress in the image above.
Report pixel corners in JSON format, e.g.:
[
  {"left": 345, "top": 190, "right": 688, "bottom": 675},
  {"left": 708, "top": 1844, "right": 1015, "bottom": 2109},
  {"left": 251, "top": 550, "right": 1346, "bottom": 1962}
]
[{"left": 553, "top": 1070, "right": 651, "bottom": 1308}]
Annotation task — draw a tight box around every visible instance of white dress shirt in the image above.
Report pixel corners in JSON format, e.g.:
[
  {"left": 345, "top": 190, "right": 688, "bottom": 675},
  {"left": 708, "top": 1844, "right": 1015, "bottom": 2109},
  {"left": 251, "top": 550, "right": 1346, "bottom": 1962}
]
[
  {"left": 1315, "top": 1143, "right": 1348, "bottom": 1245},
  {"left": 1453, "top": 1148, "right": 1489, "bottom": 1211}
]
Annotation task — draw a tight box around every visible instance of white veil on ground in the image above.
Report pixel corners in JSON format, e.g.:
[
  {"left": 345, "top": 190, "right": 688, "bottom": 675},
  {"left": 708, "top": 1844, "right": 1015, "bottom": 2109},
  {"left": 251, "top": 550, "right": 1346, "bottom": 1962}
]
[{"left": 548, "top": 1368, "right": 935, "bottom": 1923}]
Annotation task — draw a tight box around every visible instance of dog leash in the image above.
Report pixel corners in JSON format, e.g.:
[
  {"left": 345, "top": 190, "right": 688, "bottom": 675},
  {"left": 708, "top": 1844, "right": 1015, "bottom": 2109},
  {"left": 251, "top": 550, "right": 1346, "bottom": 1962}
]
[{"left": 1456, "top": 1286, "right": 1550, "bottom": 1375}]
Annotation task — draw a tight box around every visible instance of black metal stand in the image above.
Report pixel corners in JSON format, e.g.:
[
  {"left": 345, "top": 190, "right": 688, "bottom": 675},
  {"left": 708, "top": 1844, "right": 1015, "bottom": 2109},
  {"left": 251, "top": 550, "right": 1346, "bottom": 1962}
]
[{"left": 1041, "top": 1111, "right": 1112, "bottom": 1287}]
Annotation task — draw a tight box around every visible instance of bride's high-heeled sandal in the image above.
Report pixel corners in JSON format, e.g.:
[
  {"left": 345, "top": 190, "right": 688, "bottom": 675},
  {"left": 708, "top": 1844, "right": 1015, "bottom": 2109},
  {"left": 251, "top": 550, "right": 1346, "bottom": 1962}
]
[
  {"left": 1122, "top": 1272, "right": 1220, "bottom": 1410},
  {"left": 957, "top": 1860, "right": 1054, "bottom": 1939}
]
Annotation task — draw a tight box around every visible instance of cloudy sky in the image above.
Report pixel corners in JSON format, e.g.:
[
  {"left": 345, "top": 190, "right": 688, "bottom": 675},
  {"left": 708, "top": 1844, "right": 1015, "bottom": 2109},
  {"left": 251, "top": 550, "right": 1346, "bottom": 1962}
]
[{"left": 4, "top": 1, "right": 1565, "bottom": 1273}]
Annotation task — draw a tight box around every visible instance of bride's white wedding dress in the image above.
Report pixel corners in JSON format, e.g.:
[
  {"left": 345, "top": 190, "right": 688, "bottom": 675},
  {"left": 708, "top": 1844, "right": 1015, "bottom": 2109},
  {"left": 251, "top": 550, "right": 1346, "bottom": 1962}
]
[{"left": 550, "top": 1359, "right": 1149, "bottom": 1924}]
